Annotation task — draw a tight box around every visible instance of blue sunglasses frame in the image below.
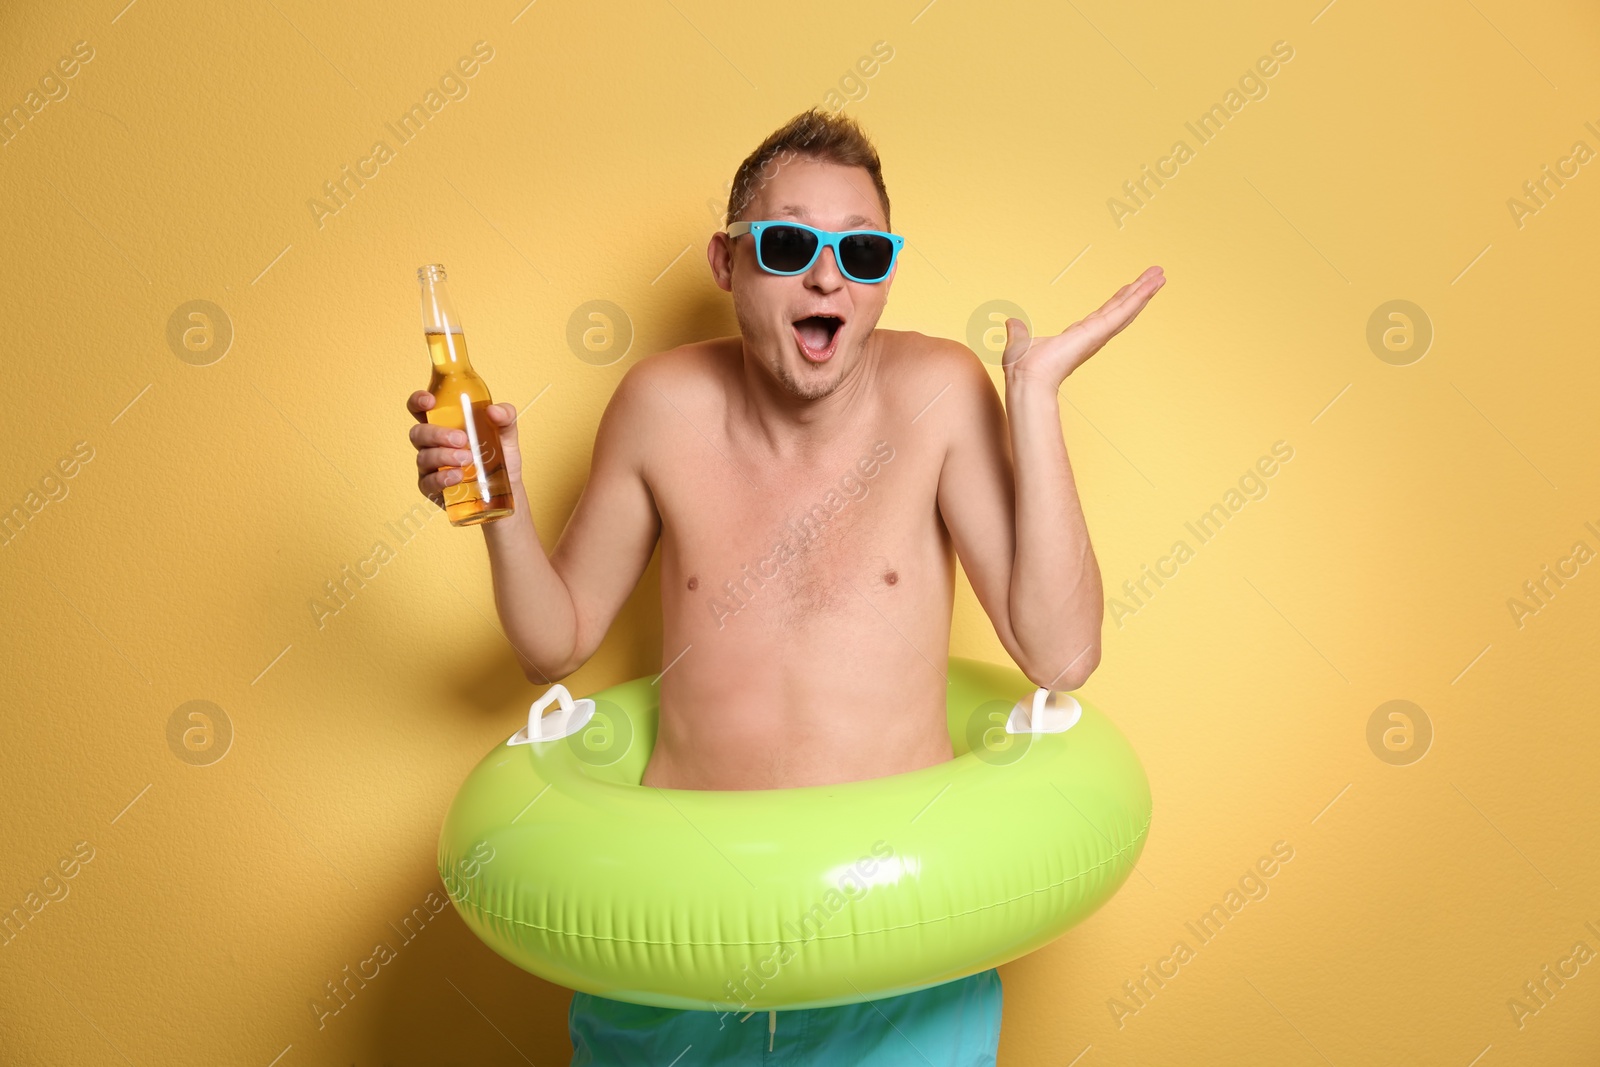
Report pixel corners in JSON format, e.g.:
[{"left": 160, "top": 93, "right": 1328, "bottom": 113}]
[{"left": 725, "top": 220, "right": 905, "bottom": 284}]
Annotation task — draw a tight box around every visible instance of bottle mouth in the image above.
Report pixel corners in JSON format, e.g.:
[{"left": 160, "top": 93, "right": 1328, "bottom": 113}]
[{"left": 418, "top": 263, "right": 447, "bottom": 281}]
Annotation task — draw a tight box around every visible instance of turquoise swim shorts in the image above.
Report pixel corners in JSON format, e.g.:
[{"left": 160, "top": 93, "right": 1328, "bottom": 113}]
[{"left": 570, "top": 968, "right": 1002, "bottom": 1066}]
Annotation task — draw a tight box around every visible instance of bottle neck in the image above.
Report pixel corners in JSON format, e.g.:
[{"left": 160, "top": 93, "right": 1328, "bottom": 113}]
[
  {"left": 419, "top": 274, "right": 471, "bottom": 370},
  {"left": 425, "top": 329, "right": 472, "bottom": 372},
  {"left": 420, "top": 275, "right": 464, "bottom": 334}
]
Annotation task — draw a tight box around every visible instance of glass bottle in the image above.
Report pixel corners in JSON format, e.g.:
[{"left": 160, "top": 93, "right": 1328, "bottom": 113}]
[{"left": 417, "top": 264, "right": 514, "bottom": 526}]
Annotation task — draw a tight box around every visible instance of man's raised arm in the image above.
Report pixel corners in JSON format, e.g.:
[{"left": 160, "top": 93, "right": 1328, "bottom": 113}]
[{"left": 936, "top": 265, "right": 1165, "bottom": 691}]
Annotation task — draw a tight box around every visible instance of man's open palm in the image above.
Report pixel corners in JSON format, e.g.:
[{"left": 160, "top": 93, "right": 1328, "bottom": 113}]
[{"left": 1001, "top": 265, "right": 1165, "bottom": 386}]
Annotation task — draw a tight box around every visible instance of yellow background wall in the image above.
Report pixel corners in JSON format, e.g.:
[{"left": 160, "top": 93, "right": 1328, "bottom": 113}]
[{"left": 3, "top": 0, "right": 1597, "bottom": 1063}]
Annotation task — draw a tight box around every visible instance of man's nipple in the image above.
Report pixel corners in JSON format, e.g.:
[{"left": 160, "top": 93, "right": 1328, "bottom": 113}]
[
  {"left": 884, "top": 569, "right": 898, "bottom": 586},
  {"left": 687, "top": 575, "right": 699, "bottom": 591}
]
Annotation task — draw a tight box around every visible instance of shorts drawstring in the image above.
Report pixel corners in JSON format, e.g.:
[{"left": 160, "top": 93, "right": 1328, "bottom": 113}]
[{"left": 738, "top": 1009, "right": 778, "bottom": 1051}]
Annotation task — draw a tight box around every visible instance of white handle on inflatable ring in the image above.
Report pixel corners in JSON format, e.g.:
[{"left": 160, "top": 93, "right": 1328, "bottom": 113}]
[
  {"left": 507, "top": 683, "right": 596, "bottom": 746},
  {"left": 1004, "top": 686, "right": 1082, "bottom": 734}
]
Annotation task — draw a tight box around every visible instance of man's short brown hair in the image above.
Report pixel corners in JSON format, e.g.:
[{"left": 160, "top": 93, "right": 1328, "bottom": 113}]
[{"left": 725, "top": 107, "right": 891, "bottom": 230}]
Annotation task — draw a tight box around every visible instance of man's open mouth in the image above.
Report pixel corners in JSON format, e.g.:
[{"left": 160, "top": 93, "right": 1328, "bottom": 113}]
[{"left": 791, "top": 314, "right": 844, "bottom": 363}]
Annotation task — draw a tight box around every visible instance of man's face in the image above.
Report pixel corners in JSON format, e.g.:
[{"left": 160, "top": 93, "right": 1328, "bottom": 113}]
[{"left": 709, "top": 157, "right": 896, "bottom": 402}]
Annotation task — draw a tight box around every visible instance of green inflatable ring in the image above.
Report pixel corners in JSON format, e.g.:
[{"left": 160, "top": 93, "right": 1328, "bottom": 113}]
[{"left": 438, "top": 656, "right": 1152, "bottom": 1011}]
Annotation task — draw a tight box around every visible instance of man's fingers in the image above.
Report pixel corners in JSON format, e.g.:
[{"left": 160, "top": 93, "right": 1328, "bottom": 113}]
[
  {"left": 1105, "top": 267, "right": 1164, "bottom": 317},
  {"left": 409, "top": 421, "right": 466, "bottom": 450},
  {"left": 416, "top": 445, "right": 472, "bottom": 473},
  {"left": 1078, "top": 267, "right": 1163, "bottom": 334},
  {"left": 1087, "top": 281, "right": 1137, "bottom": 323},
  {"left": 419, "top": 467, "right": 461, "bottom": 501},
  {"left": 407, "top": 390, "right": 435, "bottom": 424},
  {"left": 1100, "top": 268, "right": 1165, "bottom": 325},
  {"left": 1027, "top": 266, "right": 1164, "bottom": 378},
  {"left": 1064, "top": 268, "right": 1164, "bottom": 351},
  {"left": 1103, "top": 273, "right": 1165, "bottom": 340}
]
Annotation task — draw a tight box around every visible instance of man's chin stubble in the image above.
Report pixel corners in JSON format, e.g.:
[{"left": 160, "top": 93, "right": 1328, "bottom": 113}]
[{"left": 774, "top": 359, "right": 841, "bottom": 401}]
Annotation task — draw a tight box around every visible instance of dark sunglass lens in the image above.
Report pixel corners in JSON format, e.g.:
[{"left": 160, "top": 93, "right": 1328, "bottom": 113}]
[
  {"left": 839, "top": 234, "right": 894, "bottom": 280},
  {"left": 760, "top": 225, "right": 818, "bottom": 272}
]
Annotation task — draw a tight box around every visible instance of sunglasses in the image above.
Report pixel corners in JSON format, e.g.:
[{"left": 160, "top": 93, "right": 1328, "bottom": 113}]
[{"left": 725, "top": 220, "right": 904, "bottom": 284}]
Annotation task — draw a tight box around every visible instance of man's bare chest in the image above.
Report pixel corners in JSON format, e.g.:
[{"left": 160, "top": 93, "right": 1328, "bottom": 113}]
[{"left": 649, "top": 429, "right": 946, "bottom": 629}]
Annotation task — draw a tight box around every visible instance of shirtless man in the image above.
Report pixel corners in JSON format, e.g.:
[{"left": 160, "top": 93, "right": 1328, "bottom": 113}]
[{"left": 408, "top": 108, "right": 1163, "bottom": 1065}]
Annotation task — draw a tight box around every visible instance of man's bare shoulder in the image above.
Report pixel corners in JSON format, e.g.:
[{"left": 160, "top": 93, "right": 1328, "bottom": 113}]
[
  {"left": 589, "top": 340, "right": 737, "bottom": 481},
  {"left": 874, "top": 328, "right": 999, "bottom": 427},
  {"left": 600, "top": 337, "right": 735, "bottom": 426},
  {"left": 611, "top": 337, "right": 737, "bottom": 408}
]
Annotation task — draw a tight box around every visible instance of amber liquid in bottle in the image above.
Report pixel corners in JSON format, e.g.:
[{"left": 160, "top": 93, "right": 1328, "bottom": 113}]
[{"left": 418, "top": 265, "right": 514, "bottom": 526}]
